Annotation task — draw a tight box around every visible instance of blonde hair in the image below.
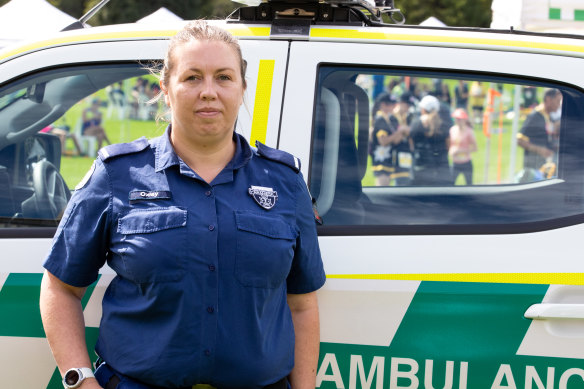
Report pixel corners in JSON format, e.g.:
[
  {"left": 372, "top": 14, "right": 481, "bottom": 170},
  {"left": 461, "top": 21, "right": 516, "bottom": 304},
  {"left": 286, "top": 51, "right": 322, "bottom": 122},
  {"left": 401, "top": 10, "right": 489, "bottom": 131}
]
[
  {"left": 422, "top": 110, "right": 442, "bottom": 137},
  {"left": 150, "top": 20, "right": 247, "bottom": 121}
]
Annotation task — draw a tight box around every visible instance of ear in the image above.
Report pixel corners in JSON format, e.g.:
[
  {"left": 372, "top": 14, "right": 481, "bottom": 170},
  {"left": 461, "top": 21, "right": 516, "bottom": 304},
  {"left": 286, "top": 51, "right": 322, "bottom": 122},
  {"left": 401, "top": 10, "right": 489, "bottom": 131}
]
[{"left": 160, "top": 80, "right": 170, "bottom": 107}]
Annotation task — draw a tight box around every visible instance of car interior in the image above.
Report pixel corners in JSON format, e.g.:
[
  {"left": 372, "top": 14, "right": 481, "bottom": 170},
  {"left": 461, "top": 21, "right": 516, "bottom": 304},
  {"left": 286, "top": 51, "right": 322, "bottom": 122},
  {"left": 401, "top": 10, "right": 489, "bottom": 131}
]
[{"left": 0, "top": 64, "right": 150, "bottom": 226}]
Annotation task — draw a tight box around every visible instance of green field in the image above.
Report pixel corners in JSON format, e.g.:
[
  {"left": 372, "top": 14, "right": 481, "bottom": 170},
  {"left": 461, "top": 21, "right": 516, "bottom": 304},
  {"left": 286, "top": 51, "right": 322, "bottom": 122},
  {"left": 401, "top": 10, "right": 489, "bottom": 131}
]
[{"left": 60, "top": 108, "right": 166, "bottom": 189}]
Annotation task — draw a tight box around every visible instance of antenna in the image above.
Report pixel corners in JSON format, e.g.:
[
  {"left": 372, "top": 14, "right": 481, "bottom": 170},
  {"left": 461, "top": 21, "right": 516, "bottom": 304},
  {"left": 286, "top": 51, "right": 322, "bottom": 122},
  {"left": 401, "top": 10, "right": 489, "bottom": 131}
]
[{"left": 61, "top": 0, "right": 112, "bottom": 32}]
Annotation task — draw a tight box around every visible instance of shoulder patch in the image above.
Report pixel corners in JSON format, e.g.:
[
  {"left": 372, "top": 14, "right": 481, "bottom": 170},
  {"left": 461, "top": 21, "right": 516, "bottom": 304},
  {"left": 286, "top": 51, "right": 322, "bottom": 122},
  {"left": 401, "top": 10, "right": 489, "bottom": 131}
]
[
  {"left": 98, "top": 137, "right": 150, "bottom": 161},
  {"left": 255, "top": 141, "right": 301, "bottom": 173}
]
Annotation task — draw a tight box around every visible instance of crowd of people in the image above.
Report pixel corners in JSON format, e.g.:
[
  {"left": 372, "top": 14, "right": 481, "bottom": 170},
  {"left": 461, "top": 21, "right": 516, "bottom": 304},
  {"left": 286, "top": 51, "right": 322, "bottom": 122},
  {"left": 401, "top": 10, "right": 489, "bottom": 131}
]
[
  {"left": 44, "top": 77, "right": 164, "bottom": 157},
  {"left": 367, "top": 76, "right": 561, "bottom": 186}
]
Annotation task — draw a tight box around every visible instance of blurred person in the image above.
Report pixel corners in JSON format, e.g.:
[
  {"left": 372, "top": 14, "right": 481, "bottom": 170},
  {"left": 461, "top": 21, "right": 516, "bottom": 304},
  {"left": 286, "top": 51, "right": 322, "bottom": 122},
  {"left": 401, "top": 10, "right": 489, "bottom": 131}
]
[
  {"left": 409, "top": 95, "right": 451, "bottom": 186},
  {"left": 449, "top": 108, "right": 477, "bottom": 185},
  {"left": 391, "top": 92, "right": 417, "bottom": 185},
  {"left": 517, "top": 88, "right": 562, "bottom": 171},
  {"left": 454, "top": 80, "right": 469, "bottom": 110},
  {"left": 82, "top": 98, "right": 111, "bottom": 150},
  {"left": 469, "top": 81, "right": 485, "bottom": 124},
  {"left": 369, "top": 93, "right": 407, "bottom": 186}
]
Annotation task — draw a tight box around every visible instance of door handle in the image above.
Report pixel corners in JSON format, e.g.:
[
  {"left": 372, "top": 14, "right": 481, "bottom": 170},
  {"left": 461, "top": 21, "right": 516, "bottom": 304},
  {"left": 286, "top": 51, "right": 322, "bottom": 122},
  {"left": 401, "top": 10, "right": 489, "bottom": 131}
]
[{"left": 525, "top": 303, "right": 584, "bottom": 320}]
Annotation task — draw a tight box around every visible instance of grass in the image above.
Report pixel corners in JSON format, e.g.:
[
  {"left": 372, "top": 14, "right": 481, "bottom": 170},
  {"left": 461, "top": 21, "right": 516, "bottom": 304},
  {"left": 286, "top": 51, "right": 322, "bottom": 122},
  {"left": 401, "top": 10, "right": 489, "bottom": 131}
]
[{"left": 59, "top": 104, "right": 166, "bottom": 189}]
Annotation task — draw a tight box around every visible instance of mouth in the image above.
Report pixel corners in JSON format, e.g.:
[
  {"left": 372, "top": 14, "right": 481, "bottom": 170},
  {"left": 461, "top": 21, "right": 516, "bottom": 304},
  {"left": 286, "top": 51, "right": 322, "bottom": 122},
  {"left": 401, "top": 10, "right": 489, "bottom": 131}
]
[{"left": 196, "top": 108, "right": 221, "bottom": 117}]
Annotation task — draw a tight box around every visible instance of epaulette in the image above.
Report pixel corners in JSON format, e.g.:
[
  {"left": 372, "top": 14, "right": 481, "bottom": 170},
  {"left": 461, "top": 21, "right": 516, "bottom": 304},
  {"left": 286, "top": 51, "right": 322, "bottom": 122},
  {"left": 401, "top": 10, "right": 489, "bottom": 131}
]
[
  {"left": 98, "top": 137, "right": 150, "bottom": 161},
  {"left": 255, "top": 141, "right": 301, "bottom": 173}
]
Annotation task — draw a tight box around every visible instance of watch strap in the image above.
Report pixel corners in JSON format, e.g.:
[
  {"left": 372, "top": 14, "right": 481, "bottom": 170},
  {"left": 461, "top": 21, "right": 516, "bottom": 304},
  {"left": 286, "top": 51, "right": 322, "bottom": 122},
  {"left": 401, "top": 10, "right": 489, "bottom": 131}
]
[{"left": 78, "top": 367, "right": 95, "bottom": 379}]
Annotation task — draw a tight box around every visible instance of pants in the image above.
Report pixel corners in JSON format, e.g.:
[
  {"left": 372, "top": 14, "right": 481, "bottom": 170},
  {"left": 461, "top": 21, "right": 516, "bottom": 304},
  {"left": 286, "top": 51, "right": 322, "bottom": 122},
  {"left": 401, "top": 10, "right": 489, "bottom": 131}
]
[{"left": 452, "top": 160, "right": 473, "bottom": 185}]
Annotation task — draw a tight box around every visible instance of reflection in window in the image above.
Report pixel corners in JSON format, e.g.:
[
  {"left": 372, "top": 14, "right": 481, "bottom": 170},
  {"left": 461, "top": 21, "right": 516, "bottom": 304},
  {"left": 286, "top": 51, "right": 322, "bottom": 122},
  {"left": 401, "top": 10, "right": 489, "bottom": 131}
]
[
  {"left": 310, "top": 67, "right": 584, "bottom": 228},
  {"left": 353, "top": 75, "right": 563, "bottom": 187},
  {"left": 0, "top": 64, "right": 166, "bottom": 227}
]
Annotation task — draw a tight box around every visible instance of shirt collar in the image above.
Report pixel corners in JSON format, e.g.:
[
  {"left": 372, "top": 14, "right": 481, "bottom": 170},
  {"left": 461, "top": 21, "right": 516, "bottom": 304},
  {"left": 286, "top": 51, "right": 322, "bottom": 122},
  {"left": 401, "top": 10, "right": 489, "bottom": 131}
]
[{"left": 153, "top": 125, "right": 253, "bottom": 175}]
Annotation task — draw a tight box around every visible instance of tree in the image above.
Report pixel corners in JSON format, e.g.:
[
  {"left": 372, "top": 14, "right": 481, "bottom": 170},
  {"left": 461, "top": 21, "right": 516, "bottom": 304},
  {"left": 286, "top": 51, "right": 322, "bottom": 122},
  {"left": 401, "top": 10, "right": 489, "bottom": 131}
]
[
  {"left": 79, "top": 0, "right": 237, "bottom": 26},
  {"left": 1, "top": 0, "right": 491, "bottom": 28},
  {"left": 395, "top": 0, "right": 492, "bottom": 27}
]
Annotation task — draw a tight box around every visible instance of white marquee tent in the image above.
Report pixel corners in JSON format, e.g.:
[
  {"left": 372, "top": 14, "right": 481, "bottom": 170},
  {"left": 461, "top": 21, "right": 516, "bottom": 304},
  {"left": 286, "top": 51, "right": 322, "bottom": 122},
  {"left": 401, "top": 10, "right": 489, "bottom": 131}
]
[
  {"left": 419, "top": 16, "right": 447, "bottom": 27},
  {"left": 491, "top": 0, "right": 584, "bottom": 34},
  {"left": 0, "top": 0, "right": 77, "bottom": 48},
  {"left": 137, "top": 7, "right": 183, "bottom": 25}
]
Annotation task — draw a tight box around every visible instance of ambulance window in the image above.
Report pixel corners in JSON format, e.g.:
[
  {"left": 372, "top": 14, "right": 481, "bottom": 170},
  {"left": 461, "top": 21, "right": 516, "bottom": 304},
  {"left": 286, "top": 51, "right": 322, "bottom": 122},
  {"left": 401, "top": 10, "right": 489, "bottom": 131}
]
[
  {"left": 309, "top": 67, "right": 584, "bottom": 232},
  {"left": 0, "top": 63, "right": 167, "bottom": 230}
]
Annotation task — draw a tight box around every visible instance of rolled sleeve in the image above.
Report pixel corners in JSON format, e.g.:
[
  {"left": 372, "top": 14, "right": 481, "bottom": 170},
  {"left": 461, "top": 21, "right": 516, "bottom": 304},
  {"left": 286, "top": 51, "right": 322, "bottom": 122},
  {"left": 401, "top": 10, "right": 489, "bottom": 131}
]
[
  {"left": 286, "top": 173, "right": 326, "bottom": 294},
  {"left": 43, "top": 160, "right": 111, "bottom": 287}
]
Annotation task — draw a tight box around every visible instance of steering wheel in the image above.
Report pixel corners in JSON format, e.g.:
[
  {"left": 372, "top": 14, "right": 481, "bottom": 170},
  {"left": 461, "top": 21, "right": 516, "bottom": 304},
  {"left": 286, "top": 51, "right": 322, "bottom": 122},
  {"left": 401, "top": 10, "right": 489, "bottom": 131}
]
[{"left": 23, "top": 159, "right": 71, "bottom": 220}]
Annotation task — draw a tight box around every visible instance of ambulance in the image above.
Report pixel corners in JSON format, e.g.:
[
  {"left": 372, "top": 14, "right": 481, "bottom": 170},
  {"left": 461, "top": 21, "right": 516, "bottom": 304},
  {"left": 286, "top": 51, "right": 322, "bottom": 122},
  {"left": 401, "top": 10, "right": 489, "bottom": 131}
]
[{"left": 1, "top": 0, "right": 584, "bottom": 387}]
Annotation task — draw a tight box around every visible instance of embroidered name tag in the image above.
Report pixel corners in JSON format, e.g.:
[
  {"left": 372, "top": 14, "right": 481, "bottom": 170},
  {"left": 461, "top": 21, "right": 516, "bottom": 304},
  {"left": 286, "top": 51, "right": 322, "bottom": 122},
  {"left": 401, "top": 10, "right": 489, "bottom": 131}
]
[{"left": 129, "top": 190, "right": 172, "bottom": 202}]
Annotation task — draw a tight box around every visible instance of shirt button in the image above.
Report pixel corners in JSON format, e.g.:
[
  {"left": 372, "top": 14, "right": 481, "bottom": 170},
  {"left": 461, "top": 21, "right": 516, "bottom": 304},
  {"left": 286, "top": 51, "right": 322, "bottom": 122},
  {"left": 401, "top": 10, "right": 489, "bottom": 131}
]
[
  {"left": 207, "top": 306, "right": 214, "bottom": 313},
  {"left": 204, "top": 349, "right": 211, "bottom": 356},
  {"left": 208, "top": 225, "right": 215, "bottom": 231},
  {"left": 205, "top": 190, "right": 212, "bottom": 197},
  {"left": 208, "top": 265, "right": 216, "bottom": 271}
]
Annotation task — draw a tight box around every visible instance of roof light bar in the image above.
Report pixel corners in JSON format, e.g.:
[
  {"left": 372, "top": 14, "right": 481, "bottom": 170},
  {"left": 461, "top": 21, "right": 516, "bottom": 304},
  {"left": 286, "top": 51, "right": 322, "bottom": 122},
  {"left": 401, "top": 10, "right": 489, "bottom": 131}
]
[{"left": 228, "top": 0, "right": 405, "bottom": 25}]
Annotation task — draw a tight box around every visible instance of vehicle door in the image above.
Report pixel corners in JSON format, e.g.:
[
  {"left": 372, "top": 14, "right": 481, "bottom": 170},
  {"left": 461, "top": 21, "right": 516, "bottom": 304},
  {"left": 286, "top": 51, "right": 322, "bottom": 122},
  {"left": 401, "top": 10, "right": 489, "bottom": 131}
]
[
  {"left": 279, "top": 29, "right": 584, "bottom": 388},
  {"left": 0, "top": 33, "right": 289, "bottom": 389}
]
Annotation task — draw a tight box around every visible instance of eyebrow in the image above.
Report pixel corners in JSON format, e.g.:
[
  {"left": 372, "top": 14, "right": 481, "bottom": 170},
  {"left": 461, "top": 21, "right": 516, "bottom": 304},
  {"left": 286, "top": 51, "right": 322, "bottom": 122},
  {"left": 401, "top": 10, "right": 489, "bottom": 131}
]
[{"left": 187, "top": 67, "right": 236, "bottom": 73}]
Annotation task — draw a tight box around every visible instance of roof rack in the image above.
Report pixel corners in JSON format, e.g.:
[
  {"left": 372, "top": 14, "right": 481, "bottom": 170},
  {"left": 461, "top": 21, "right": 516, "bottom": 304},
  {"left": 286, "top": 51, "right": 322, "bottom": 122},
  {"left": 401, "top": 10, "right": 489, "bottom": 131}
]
[{"left": 227, "top": 0, "right": 405, "bottom": 26}]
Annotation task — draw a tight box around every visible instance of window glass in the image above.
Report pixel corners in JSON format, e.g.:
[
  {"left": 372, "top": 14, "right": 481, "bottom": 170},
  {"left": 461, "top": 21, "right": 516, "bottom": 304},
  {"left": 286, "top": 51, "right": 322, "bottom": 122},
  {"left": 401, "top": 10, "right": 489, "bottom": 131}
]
[
  {"left": 0, "top": 64, "right": 167, "bottom": 228},
  {"left": 309, "top": 67, "right": 584, "bottom": 230}
]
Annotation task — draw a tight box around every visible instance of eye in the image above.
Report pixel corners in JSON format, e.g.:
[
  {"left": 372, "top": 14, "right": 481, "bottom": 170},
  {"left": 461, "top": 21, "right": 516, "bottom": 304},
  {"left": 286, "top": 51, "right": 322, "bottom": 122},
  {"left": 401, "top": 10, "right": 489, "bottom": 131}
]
[
  {"left": 185, "top": 74, "right": 200, "bottom": 81},
  {"left": 218, "top": 74, "right": 232, "bottom": 81}
]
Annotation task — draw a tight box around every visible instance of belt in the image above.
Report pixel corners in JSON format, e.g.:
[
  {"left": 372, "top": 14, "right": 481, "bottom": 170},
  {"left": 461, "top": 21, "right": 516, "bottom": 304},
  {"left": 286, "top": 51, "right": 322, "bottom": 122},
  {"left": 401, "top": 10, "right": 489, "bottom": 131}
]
[{"left": 105, "top": 371, "right": 288, "bottom": 389}]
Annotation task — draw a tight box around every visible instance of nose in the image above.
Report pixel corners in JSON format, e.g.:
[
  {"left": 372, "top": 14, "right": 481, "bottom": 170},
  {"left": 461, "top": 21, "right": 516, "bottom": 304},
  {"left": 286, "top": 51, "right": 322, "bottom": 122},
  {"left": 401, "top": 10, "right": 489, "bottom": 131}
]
[{"left": 200, "top": 77, "right": 217, "bottom": 101}]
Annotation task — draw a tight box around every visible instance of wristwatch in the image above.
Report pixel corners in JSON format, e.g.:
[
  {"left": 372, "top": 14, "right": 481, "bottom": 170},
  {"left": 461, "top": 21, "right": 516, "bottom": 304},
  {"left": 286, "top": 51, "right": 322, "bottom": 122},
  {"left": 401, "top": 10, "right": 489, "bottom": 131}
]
[{"left": 63, "top": 367, "right": 94, "bottom": 389}]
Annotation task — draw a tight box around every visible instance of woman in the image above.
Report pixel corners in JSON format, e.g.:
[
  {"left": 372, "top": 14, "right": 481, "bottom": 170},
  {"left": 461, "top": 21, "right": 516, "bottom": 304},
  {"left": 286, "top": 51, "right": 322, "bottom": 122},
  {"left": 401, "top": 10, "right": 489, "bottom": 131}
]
[
  {"left": 409, "top": 95, "right": 451, "bottom": 186},
  {"left": 40, "top": 21, "right": 325, "bottom": 389},
  {"left": 449, "top": 108, "right": 477, "bottom": 185},
  {"left": 82, "top": 98, "right": 111, "bottom": 150}
]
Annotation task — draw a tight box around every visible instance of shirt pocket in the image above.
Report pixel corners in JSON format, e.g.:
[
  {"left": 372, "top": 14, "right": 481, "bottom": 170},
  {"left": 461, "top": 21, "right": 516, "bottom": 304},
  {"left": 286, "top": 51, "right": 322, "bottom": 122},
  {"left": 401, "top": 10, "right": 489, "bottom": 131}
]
[
  {"left": 117, "top": 206, "right": 187, "bottom": 283},
  {"left": 234, "top": 210, "right": 296, "bottom": 288}
]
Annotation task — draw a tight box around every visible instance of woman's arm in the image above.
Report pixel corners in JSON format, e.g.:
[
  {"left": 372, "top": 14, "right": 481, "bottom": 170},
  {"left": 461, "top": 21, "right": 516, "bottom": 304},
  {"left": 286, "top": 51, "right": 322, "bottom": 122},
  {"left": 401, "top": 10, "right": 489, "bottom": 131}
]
[
  {"left": 40, "top": 270, "right": 101, "bottom": 388},
  {"left": 287, "top": 291, "right": 320, "bottom": 389}
]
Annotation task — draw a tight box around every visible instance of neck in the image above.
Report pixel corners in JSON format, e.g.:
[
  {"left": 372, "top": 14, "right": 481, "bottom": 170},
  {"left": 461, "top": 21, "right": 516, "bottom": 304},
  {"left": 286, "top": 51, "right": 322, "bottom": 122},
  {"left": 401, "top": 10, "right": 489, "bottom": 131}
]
[{"left": 170, "top": 129, "right": 236, "bottom": 183}]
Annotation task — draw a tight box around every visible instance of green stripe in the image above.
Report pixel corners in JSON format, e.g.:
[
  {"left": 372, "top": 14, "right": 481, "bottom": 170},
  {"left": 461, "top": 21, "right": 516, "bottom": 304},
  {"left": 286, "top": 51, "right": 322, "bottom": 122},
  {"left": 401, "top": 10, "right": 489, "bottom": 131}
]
[
  {"left": 575, "top": 10, "right": 584, "bottom": 21},
  {"left": 0, "top": 273, "right": 45, "bottom": 337},
  {"left": 549, "top": 8, "right": 561, "bottom": 20},
  {"left": 317, "top": 281, "right": 584, "bottom": 388},
  {"left": 389, "top": 282, "right": 548, "bottom": 359},
  {"left": 0, "top": 273, "right": 99, "bottom": 337},
  {"left": 46, "top": 327, "right": 100, "bottom": 389}
]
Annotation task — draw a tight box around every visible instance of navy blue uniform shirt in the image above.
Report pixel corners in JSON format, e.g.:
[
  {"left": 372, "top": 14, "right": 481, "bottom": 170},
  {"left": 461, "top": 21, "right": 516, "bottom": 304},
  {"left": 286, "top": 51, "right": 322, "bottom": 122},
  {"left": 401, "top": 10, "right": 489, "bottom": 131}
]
[{"left": 43, "top": 127, "right": 326, "bottom": 388}]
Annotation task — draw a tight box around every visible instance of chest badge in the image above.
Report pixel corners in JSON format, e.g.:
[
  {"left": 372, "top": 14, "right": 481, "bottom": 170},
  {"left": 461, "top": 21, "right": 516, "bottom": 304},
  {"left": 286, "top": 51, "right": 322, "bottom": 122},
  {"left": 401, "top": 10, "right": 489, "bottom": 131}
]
[{"left": 248, "top": 185, "right": 278, "bottom": 210}]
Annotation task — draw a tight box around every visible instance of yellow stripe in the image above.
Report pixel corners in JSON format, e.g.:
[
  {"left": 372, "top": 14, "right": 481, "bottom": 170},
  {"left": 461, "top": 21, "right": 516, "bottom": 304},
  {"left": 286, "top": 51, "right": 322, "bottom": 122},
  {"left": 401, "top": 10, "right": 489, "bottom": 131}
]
[
  {"left": 0, "top": 27, "right": 270, "bottom": 63},
  {"left": 310, "top": 28, "right": 584, "bottom": 55},
  {"left": 250, "top": 59, "right": 275, "bottom": 145},
  {"left": 227, "top": 26, "right": 271, "bottom": 38},
  {"left": 327, "top": 273, "right": 584, "bottom": 285},
  {"left": 372, "top": 165, "right": 395, "bottom": 172}
]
